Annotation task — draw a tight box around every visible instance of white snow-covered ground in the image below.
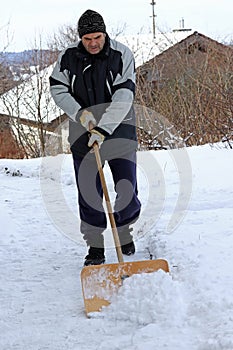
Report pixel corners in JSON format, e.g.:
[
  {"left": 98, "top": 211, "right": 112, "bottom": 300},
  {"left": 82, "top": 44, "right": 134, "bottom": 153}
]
[{"left": 1, "top": 143, "right": 233, "bottom": 350}]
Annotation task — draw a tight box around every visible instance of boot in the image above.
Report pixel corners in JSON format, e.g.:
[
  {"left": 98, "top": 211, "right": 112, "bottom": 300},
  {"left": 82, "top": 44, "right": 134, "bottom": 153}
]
[
  {"left": 118, "top": 226, "right": 135, "bottom": 256},
  {"left": 84, "top": 247, "right": 105, "bottom": 266},
  {"left": 121, "top": 241, "right": 135, "bottom": 255}
]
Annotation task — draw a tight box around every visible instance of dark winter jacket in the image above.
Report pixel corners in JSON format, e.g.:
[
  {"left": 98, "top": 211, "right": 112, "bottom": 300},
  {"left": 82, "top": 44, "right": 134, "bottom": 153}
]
[{"left": 49, "top": 35, "right": 137, "bottom": 159}]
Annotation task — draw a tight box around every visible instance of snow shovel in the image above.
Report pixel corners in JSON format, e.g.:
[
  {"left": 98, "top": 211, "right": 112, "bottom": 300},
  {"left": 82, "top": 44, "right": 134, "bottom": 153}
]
[{"left": 81, "top": 140, "right": 169, "bottom": 316}]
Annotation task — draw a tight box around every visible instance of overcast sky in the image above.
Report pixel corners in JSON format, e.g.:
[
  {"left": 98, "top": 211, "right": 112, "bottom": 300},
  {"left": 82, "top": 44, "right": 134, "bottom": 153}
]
[{"left": 1, "top": 0, "right": 232, "bottom": 52}]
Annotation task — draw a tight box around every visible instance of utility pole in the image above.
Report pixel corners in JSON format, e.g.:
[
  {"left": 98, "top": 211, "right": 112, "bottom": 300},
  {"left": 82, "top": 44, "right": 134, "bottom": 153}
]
[{"left": 150, "top": 0, "right": 156, "bottom": 39}]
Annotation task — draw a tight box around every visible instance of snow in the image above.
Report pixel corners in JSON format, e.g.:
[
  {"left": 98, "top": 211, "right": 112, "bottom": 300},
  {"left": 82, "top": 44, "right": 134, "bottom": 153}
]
[{"left": 1, "top": 143, "right": 233, "bottom": 349}]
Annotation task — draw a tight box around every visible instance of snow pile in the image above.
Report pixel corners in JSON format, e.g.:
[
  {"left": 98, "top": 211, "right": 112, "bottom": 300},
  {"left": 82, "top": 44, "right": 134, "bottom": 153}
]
[
  {"left": 103, "top": 269, "right": 187, "bottom": 326},
  {"left": 0, "top": 157, "right": 42, "bottom": 178}
]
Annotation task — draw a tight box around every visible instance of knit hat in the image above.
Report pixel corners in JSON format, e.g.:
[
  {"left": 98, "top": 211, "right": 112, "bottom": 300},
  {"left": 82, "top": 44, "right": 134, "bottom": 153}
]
[{"left": 78, "top": 10, "right": 106, "bottom": 38}]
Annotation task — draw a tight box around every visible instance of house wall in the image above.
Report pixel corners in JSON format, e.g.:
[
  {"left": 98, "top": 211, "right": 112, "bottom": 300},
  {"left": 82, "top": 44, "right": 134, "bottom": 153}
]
[{"left": 0, "top": 115, "right": 25, "bottom": 158}]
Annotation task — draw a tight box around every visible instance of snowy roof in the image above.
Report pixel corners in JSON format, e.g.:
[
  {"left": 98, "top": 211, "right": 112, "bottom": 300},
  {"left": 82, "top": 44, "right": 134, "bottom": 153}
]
[
  {"left": 0, "top": 64, "right": 63, "bottom": 123},
  {"left": 0, "top": 30, "right": 193, "bottom": 122},
  {"left": 118, "top": 30, "right": 193, "bottom": 67}
]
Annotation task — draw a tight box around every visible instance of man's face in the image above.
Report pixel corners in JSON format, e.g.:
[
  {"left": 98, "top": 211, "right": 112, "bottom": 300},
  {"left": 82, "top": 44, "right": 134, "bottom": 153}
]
[{"left": 81, "top": 32, "right": 106, "bottom": 54}]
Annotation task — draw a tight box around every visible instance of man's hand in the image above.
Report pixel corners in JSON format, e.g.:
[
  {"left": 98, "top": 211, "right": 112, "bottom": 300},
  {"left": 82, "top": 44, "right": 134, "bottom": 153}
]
[
  {"left": 88, "top": 129, "right": 105, "bottom": 148},
  {"left": 80, "top": 110, "right": 96, "bottom": 130}
]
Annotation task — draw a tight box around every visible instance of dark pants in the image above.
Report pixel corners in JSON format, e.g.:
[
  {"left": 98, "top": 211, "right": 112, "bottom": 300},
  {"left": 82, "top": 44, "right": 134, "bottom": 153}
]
[{"left": 72, "top": 151, "right": 141, "bottom": 248}]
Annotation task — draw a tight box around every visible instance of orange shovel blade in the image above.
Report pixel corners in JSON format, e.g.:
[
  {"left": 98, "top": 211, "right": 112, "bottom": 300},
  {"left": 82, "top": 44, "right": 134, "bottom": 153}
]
[{"left": 81, "top": 259, "right": 169, "bottom": 315}]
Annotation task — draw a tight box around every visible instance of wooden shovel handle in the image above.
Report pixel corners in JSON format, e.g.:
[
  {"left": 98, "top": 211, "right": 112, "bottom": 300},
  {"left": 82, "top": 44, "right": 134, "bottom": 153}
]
[{"left": 89, "top": 123, "right": 124, "bottom": 263}]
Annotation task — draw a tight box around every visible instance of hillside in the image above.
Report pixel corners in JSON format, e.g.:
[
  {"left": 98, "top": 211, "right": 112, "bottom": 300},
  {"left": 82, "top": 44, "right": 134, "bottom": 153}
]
[{"left": 0, "top": 49, "right": 57, "bottom": 93}]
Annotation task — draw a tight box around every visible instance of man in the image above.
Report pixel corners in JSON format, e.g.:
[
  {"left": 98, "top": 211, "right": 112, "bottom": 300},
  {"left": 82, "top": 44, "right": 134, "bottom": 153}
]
[{"left": 49, "top": 9, "right": 141, "bottom": 266}]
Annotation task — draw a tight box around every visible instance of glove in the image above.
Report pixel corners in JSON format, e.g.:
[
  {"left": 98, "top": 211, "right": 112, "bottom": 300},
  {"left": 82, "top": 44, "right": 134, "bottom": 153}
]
[
  {"left": 80, "top": 110, "right": 96, "bottom": 130},
  {"left": 88, "top": 129, "right": 105, "bottom": 148}
]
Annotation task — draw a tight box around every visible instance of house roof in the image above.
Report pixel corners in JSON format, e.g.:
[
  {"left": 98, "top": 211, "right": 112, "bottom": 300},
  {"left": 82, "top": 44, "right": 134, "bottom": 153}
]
[
  {"left": 139, "top": 31, "right": 233, "bottom": 68},
  {"left": 0, "top": 64, "right": 63, "bottom": 123},
  {"left": 118, "top": 29, "right": 194, "bottom": 67}
]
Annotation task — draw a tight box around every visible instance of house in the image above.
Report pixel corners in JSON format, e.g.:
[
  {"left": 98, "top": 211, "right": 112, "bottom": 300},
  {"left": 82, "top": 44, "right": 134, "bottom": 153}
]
[
  {"left": 0, "top": 112, "right": 69, "bottom": 159},
  {"left": 0, "top": 114, "right": 25, "bottom": 158},
  {"left": 136, "top": 32, "right": 233, "bottom": 148},
  {"left": 0, "top": 64, "right": 66, "bottom": 158}
]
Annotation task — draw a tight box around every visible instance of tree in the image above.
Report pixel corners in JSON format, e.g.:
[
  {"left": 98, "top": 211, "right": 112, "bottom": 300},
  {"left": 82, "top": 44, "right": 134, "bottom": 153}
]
[{"left": 0, "top": 21, "right": 16, "bottom": 94}]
